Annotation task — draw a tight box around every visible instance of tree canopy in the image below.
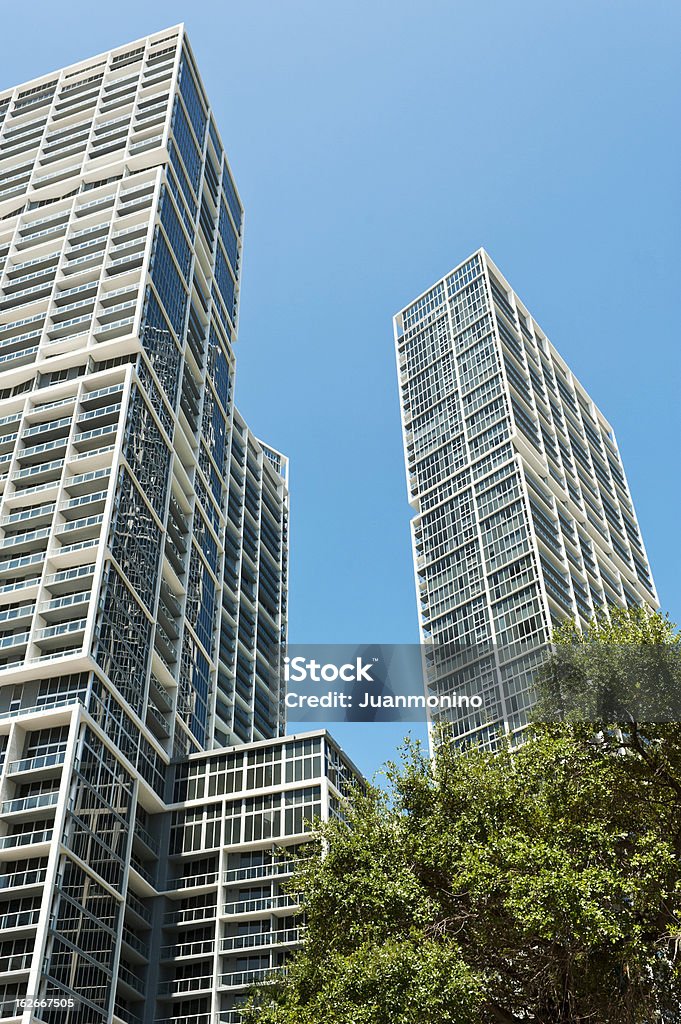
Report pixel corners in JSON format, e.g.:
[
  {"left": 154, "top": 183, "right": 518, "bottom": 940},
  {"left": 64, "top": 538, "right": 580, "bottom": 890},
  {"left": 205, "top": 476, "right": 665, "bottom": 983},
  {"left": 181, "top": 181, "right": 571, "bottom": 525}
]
[{"left": 244, "top": 609, "right": 681, "bottom": 1024}]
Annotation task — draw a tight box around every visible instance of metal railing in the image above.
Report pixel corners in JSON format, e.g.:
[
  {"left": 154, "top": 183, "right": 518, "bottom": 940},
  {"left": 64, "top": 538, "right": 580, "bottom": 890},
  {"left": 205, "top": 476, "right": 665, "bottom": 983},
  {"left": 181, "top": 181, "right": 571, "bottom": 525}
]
[
  {"left": 222, "top": 894, "right": 298, "bottom": 916},
  {"left": 7, "top": 750, "right": 66, "bottom": 774},
  {"left": 1, "top": 791, "right": 59, "bottom": 814},
  {"left": 0, "top": 828, "right": 53, "bottom": 849},
  {"left": 219, "top": 966, "right": 286, "bottom": 988},
  {"left": 222, "top": 859, "right": 303, "bottom": 884},
  {"left": 0, "top": 866, "right": 47, "bottom": 889},
  {"left": 165, "top": 872, "right": 218, "bottom": 891},
  {"left": 219, "top": 927, "right": 303, "bottom": 952},
  {"left": 159, "top": 938, "right": 213, "bottom": 960},
  {"left": 133, "top": 819, "right": 160, "bottom": 856}
]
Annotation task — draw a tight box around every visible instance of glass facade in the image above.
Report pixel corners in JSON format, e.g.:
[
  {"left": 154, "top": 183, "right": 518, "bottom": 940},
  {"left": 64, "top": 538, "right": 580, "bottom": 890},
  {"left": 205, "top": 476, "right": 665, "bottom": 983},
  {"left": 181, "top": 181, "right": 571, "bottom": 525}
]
[{"left": 395, "top": 249, "right": 659, "bottom": 747}]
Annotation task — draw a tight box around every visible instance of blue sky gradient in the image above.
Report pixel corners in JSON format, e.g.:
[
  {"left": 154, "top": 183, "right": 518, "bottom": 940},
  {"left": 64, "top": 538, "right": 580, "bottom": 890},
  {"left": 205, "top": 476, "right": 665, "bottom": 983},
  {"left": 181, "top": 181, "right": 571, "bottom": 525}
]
[{"left": 4, "top": 1, "right": 679, "bottom": 779}]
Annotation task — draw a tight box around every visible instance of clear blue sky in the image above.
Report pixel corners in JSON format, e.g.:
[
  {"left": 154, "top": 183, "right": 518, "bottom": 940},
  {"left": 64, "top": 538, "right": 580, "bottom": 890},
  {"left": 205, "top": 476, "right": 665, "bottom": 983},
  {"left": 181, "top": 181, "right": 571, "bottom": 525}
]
[{"left": 5, "top": 1, "right": 679, "bottom": 780}]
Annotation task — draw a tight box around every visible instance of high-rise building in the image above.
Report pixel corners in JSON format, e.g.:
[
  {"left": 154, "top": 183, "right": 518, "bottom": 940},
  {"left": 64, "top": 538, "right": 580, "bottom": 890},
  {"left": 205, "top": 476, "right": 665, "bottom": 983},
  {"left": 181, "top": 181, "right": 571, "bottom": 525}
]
[
  {"left": 394, "top": 248, "right": 658, "bottom": 747},
  {"left": 0, "top": 26, "right": 357, "bottom": 1024}
]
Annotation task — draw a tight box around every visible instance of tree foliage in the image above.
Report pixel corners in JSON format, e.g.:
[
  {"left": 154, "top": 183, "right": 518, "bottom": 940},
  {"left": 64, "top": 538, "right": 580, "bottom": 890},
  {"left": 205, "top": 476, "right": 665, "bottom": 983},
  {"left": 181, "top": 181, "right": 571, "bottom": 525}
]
[
  {"left": 534, "top": 605, "right": 681, "bottom": 725},
  {"left": 244, "top": 609, "right": 681, "bottom": 1024}
]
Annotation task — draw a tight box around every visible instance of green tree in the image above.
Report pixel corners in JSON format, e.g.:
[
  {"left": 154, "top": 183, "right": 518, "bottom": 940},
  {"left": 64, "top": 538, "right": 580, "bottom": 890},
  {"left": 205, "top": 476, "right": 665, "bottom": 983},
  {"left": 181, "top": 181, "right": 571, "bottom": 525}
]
[
  {"left": 244, "top": 609, "right": 681, "bottom": 1024},
  {"left": 534, "top": 605, "right": 681, "bottom": 726}
]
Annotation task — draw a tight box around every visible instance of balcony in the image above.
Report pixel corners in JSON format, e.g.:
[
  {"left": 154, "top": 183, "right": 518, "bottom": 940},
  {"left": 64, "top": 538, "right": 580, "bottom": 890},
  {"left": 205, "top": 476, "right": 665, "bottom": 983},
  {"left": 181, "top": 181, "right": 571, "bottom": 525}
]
[
  {"left": 219, "top": 966, "right": 286, "bottom": 989},
  {"left": 156, "top": 975, "right": 212, "bottom": 997},
  {"left": 125, "top": 891, "right": 152, "bottom": 926},
  {"left": 93, "top": 315, "right": 135, "bottom": 342},
  {"left": 153, "top": 623, "right": 178, "bottom": 666},
  {"left": 32, "top": 161, "right": 82, "bottom": 188},
  {"left": 155, "top": 1016, "right": 211, "bottom": 1024},
  {"left": 219, "top": 927, "right": 303, "bottom": 953},
  {"left": 61, "top": 465, "right": 111, "bottom": 497},
  {"left": 12, "top": 457, "right": 64, "bottom": 486},
  {"left": 129, "top": 134, "right": 163, "bottom": 155},
  {"left": 55, "top": 514, "right": 103, "bottom": 544},
  {"left": 61, "top": 251, "right": 104, "bottom": 276},
  {"left": 222, "top": 894, "right": 298, "bottom": 916},
  {"left": 163, "top": 904, "right": 216, "bottom": 927},
  {"left": 7, "top": 750, "right": 66, "bottom": 777},
  {"left": 0, "top": 907, "right": 40, "bottom": 930},
  {"left": 117, "top": 188, "right": 154, "bottom": 214},
  {"left": 0, "top": 827, "right": 53, "bottom": 851},
  {"left": 0, "top": 791, "right": 59, "bottom": 818},
  {"left": 149, "top": 674, "right": 173, "bottom": 711},
  {"left": 0, "top": 631, "right": 30, "bottom": 655},
  {"left": 0, "top": 343, "right": 39, "bottom": 371},
  {"left": 133, "top": 819, "right": 159, "bottom": 857},
  {"left": 0, "top": 694, "right": 85, "bottom": 723},
  {"left": 0, "top": 866, "right": 47, "bottom": 890},
  {"left": 116, "top": 963, "right": 146, "bottom": 997},
  {"left": 113, "top": 1005, "right": 142, "bottom": 1024},
  {"left": 145, "top": 701, "right": 170, "bottom": 739},
  {"left": 159, "top": 938, "right": 213, "bottom": 960},
  {"left": 164, "top": 872, "right": 218, "bottom": 892},
  {"left": 163, "top": 537, "right": 186, "bottom": 578},
  {"left": 0, "top": 525, "right": 51, "bottom": 554},
  {"left": 121, "top": 927, "right": 149, "bottom": 960},
  {"left": 0, "top": 500, "right": 55, "bottom": 528},
  {"left": 0, "top": 950, "right": 32, "bottom": 973},
  {"left": 222, "top": 860, "right": 301, "bottom": 884},
  {"left": 39, "top": 591, "right": 90, "bottom": 623},
  {"left": 76, "top": 192, "right": 116, "bottom": 217},
  {"left": 34, "top": 619, "right": 86, "bottom": 649},
  {"left": 0, "top": 604, "right": 34, "bottom": 630},
  {"left": 129, "top": 856, "right": 156, "bottom": 889},
  {"left": 106, "top": 252, "right": 144, "bottom": 275},
  {"left": 71, "top": 424, "right": 119, "bottom": 454}
]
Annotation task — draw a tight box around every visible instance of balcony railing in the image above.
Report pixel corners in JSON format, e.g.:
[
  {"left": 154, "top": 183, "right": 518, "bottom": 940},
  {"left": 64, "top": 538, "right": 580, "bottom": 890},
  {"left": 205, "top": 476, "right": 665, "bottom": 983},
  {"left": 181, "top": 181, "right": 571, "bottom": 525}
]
[
  {"left": 222, "top": 894, "right": 298, "bottom": 916},
  {"left": 155, "top": 1016, "right": 211, "bottom": 1024},
  {"left": 121, "top": 928, "right": 149, "bottom": 958},
  {"left": 130, "top": 857, "right": 156, "bottom": 887},
  {"left": 165, "top": 872, "right": 218, "bottom": 891},
  {"left": 7, "top": 751, "right": 66, "bottom": 774},
  {"left": 133, "top": 820, "right": 160, "bottom": 856},
  {"left": 0, "top": 950, "right": 32, "bottom": 972},
  {"left": 117, "top": 963, "right": 145, "bottom": 995},
  {"left": 159, "top": 938, "right": 213, "bottom": 960},
  {"left": 0, "top": 695, "right": 85, "bottom": 722},
  {"left": 0, "top": 631, "right": 30, "bottom": 651},
  {"left": 125, "top": 892, "right": 152, "bottom": 925},
  {"left": 222, "top": 859, "right": 302, "bottom": 884},
  {"left": 219, "top": 927, "right": 303, "bottom": 952},
  {"left": 0, "top": 828, "right": 53, "bottom": 849},
  {"left": 156, "top": 975, "right": 212, "bottom": 996},
  {"left": 163, "top": 904, "right": 216, "bottom": 926},
  {"left": 1, "top": 791, "right": 59, "bottom": 815},
  {"left": 0, "top": 907, "right": 40, "bottom": 929},
  {"left": 219, "top": 966, "right": 286, "bottom": 989},
  {"left": 113, "top": 1004, "right": 142, "bottom": 1024},
  {"left": 0, "top": 866, "right": 47, "bottom": 889}
]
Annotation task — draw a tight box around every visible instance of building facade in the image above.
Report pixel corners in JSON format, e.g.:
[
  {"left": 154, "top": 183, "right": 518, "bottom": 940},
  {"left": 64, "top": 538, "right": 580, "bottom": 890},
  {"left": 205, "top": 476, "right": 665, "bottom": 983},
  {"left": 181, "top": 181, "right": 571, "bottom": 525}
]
[
  {"left": 0, "top": 26, "right": 351, "bottom": 1024},
  {"left": 0, "top": 22, "right": 290, "bottom": 754},
  {"left": 394, "top": 249, "right": 658, "bottom": 747},
  {"left": 0, "top": 718, "right": 354, "bottom": 1024}
]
